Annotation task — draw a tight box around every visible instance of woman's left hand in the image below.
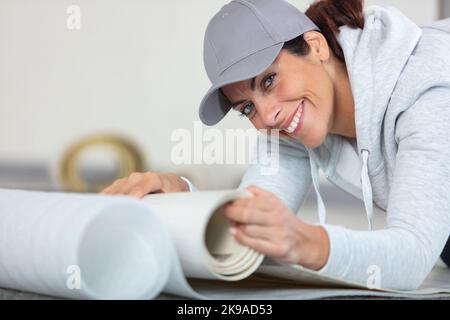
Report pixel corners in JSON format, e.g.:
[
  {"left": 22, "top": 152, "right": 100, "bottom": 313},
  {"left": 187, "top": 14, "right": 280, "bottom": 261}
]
[{"left": 222, "top": 185, "right": 330, "bottom": 271}]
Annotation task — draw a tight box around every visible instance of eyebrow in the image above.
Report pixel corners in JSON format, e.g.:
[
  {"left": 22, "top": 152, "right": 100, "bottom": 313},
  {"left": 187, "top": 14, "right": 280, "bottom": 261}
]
[{"left": 227, "top": 77, "right": 257, "bottom": 108}]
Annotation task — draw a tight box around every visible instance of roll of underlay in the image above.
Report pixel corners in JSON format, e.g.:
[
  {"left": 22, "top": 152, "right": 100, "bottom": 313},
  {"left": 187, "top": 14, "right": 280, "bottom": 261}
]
[
  {"left": 142, "top": 190, "right": 265, "bottom": 284},
  {"left": 0, "top": 189, "right": 171, "bottom": 300}
]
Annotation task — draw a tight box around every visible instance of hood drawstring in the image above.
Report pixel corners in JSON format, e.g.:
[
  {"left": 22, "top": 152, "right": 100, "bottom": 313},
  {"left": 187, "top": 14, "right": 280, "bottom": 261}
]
[
  {"left": 308, "top": 148, "right": 374, "bottom": 231},
  {"left": 361, "top": 149, "right": 374, "bottom": 231},
  {"left": 308, "top": 150, "right": 327, "bottom": 225}
]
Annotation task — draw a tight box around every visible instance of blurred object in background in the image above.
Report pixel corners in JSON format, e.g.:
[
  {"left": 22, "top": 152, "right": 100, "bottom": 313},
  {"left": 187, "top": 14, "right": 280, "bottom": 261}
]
[
  {"left": 0, "top": 160, "right": 52, "bottom": 191},
  {"left": 441, "top": 0, "right": 450, "bottom": 18},
  {"left": 58, "top": 134, "right": 144, "bottom": 193}
]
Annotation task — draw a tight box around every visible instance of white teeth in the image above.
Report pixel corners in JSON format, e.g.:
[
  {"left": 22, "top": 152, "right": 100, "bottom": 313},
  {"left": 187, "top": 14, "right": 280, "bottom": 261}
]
[{"left": 284, "top": 103, "right": 303, "bottom": 134}]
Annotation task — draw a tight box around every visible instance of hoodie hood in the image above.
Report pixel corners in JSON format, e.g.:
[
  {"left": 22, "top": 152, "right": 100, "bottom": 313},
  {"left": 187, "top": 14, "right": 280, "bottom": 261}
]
[{"left": 307, "top": 5, "right": 422, "bottom": 230}]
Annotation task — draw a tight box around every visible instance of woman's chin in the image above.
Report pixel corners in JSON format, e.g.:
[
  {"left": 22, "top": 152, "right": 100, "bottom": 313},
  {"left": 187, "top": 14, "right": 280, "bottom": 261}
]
[
  {"left": 279, "top": 128, "right": 326, "bottom": 149},
  {"left": 299, "top": 135, "right": 327, "bottom": 149}
]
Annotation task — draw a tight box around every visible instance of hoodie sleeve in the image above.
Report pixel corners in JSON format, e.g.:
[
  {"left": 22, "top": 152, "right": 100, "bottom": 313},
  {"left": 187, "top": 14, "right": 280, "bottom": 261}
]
[
  {"left": 180, "top": 176, "right": 198, "bottom": 192},
  {"left": 317, "top": 87, "right": 450, "bottom": 291},
  {"left": 238, "top": 135, "right": 314, "bottom": 214}
]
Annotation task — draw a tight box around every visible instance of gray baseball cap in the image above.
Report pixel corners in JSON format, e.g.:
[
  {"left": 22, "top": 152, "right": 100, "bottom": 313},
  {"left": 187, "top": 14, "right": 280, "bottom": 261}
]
[{"left": 199, "top": 0, "right": 319, "bottom": 126}]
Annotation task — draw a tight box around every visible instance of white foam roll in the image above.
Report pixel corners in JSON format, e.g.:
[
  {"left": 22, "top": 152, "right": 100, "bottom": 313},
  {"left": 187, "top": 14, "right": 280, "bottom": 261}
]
[
  {"left": 142, "top": 190, "right": 264, "bottom": 282},
  {"left": 0, "top": 189, "right": 171, "bottom": 299}
]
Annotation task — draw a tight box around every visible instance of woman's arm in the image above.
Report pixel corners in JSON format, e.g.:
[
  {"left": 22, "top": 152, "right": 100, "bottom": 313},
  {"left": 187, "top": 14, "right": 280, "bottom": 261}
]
[
  {"left": 317, "top": 90, "right": 450, "bottom": 290},
  {"left": 238, "top": 134, "right": 314, "bottom": 214}
]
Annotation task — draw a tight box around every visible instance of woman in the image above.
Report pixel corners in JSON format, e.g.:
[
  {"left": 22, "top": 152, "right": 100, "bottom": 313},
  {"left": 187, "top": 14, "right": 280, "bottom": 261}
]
[{"left": 101, "top": 0, "right": 450, "bottom": 290}]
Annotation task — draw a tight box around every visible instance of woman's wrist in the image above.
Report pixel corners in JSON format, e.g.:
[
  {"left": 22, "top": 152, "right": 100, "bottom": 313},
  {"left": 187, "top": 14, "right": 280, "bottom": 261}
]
[
  {"left": 295, "top": 221, "right": 330, "bottom": 271},
  {"left": 159, "top": 173, "right": 190, "bottom": 193}
]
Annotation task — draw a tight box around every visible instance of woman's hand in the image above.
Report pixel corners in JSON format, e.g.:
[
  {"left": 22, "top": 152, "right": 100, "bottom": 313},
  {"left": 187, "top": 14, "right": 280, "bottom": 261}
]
[
  {"left": 99, "top": 172, "right": 189, "bottom": 198},
  {"left": 222, "top": 185, "right": 330, "bottom": 271}
]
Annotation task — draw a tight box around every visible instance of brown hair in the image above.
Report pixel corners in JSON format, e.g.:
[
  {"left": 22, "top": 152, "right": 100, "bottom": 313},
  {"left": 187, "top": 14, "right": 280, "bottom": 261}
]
[{"left": 283, "top": 0, "right": 365, "bottom": 62}]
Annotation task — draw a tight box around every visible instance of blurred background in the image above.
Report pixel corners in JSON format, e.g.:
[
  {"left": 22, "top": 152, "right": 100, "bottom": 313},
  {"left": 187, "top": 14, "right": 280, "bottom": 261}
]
[{"left": 1, "top": 0, "right": 449, "bottom": 229}]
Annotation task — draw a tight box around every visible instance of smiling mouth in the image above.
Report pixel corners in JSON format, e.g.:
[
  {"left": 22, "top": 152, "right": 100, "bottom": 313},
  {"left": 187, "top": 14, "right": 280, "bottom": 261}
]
[{"left": 281, "top": 100, "right": 305, "bottom": 135}]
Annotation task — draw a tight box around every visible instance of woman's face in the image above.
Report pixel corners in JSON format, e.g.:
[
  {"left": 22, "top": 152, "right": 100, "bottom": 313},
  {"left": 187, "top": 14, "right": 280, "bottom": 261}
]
[{"left": 221, "top": 44, "right": 335, "bottom": 149}]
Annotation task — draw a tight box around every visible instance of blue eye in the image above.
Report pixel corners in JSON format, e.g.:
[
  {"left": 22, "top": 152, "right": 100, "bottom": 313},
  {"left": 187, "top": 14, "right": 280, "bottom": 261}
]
[
  {"left": 264, "top": 74, "right": 276, "bottom": 89},
  {"left": 239, "top": 102, "right": 255, "bottom": 118}
]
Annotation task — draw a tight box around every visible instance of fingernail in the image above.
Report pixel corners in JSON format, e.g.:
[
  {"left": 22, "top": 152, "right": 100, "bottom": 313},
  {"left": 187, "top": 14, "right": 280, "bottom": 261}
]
[{"left": 229, "top": 227, "right": 237, "bottom": 236}]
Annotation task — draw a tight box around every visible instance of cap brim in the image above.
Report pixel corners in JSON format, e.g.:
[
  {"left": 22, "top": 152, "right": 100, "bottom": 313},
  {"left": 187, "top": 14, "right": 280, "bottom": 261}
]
[{"left": 199, "top": 43, "right": 284, "bottom": 126}]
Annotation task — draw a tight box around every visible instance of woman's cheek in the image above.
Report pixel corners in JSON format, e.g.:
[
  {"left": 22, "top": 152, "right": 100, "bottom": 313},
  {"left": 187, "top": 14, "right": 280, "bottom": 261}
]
[{"left": 298, "top": 102, "right": 328, "bottom": 149}]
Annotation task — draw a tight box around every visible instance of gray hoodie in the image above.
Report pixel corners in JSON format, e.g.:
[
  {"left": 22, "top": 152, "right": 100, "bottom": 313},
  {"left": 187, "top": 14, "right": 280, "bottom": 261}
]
[{"left": 186, "top": 5, "right": 450, "bottom": 290}]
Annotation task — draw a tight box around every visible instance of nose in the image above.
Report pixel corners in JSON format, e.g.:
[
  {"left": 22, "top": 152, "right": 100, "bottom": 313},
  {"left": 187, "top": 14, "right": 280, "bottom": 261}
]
[{"left": 258, "top": 100, "right": 282, "bottom": 128}]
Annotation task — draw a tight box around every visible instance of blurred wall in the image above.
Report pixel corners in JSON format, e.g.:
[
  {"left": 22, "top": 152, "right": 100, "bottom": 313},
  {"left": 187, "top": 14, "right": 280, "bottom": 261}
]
[
  {"left": 442, "top": 0, "right": 450, "bottom": 18},
  {"left": 0, "top": 0, "right": 440, "bottom": 191}
]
